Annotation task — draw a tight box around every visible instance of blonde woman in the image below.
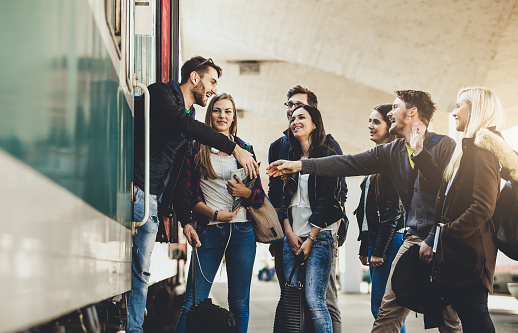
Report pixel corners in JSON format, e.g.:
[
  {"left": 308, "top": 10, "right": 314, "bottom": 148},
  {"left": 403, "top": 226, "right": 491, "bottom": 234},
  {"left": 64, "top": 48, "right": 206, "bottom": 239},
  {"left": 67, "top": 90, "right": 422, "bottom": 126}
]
[
  {"left": 410, "top": 87, "right": 518, "bottom": 332},
  {"left": 175, "top": 93, "right": 265, "bottom": 333}
]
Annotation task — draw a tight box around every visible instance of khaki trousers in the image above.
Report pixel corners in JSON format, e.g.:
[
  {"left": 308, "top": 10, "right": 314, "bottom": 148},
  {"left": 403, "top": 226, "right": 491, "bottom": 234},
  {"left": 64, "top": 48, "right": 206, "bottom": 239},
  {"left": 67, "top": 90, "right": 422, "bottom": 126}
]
[{"left": 371, "top": 234, "right": 462, "bottom": 333}]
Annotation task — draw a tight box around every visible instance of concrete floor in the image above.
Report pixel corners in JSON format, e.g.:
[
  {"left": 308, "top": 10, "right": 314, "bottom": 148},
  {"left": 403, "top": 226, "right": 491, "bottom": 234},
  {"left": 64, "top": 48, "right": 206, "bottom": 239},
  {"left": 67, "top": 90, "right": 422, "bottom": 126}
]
[{"left": 209, "top": 279, "right": 518, "bottom": 333}]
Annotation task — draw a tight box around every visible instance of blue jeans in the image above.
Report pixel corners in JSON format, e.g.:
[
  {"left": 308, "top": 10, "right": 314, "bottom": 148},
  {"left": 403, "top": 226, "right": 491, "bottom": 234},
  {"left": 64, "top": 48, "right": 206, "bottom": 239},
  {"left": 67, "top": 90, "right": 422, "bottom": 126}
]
[
  {"left": 127, "top": 186, "right": 159, "bottom": 333},
  {"left": 283, "top": 230, "right": 334, "bottom": 333},
  {"left": 175, "top": 222, "right": 256, "bottom": 333},
  {"left": 369, "top": 233, "right": 406, "bottom": 333}
]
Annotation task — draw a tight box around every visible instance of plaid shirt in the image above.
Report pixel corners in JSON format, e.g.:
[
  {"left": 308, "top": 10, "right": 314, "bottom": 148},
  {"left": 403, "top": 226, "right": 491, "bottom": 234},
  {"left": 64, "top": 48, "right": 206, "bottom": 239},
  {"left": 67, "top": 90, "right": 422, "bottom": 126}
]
[{"left": 187, "top": 136, "right": 265, "bottom": 231}]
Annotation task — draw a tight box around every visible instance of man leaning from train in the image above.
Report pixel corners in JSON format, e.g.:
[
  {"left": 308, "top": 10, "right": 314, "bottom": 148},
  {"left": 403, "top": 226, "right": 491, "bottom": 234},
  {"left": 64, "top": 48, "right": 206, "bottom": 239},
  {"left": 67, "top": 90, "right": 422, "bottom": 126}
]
[{"left": 129, "top": 56, "right": 258, "bottom": 333}]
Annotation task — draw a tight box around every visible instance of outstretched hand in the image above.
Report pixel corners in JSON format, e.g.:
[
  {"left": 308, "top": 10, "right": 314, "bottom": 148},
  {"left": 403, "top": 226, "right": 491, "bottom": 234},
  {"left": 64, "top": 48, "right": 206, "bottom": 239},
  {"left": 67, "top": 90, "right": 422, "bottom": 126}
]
[
  {"left": 266, "top": 160, "right": 303, "bottom": 177},
  {"left": 410, "top": 122, "right": 425, "bottom": 154}
]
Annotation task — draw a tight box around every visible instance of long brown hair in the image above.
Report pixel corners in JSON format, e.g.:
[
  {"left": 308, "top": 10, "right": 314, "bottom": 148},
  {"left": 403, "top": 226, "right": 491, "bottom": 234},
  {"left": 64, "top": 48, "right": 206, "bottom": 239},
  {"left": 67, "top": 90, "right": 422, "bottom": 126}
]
[
  {"left": 288, "top": 104, "right": 330, "bottom": 160},
  {"left": 370, "top": 104, "right": 396, "bottom": 201},
  {"left": 195, "top": 93, "right": 237, "bottom": 179}
]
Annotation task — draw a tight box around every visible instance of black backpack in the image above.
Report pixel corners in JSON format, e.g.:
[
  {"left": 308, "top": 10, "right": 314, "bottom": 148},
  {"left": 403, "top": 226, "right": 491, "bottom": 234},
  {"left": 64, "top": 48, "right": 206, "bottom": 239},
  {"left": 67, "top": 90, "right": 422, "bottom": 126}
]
[
  {"left": 186, "top": 246, "right": 238, "bottom": 333},
  {"left": 491, "top": 179, "right": 518, "bottom": 260},
  {"left": 186, "top": 298, "right": 238, "bottom": 333}
]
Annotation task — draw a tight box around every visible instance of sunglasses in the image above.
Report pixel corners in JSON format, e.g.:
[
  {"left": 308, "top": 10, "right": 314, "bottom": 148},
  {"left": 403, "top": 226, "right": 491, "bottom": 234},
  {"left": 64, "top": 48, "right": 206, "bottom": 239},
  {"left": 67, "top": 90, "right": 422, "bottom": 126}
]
[{"left": 193, "top": 58, "right": 214, "bottom": 71}]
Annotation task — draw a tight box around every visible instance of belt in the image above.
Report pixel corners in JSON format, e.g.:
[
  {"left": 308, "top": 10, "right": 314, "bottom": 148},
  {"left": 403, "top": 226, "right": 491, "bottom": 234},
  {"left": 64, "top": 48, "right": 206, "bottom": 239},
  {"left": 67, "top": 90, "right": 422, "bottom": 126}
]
[
  {"left": 209, "top": 223, "right": 230, "bottom": 229},
  {"left": 209, "top": 221, "right": 248, "bottom": 229}
]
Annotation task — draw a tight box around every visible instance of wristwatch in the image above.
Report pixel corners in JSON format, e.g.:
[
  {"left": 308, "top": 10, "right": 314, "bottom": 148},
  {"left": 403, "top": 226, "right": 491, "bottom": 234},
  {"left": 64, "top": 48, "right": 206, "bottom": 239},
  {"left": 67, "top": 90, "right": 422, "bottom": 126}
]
[{"left": 213, "top": 210, "right": 218, "bottom": 221}]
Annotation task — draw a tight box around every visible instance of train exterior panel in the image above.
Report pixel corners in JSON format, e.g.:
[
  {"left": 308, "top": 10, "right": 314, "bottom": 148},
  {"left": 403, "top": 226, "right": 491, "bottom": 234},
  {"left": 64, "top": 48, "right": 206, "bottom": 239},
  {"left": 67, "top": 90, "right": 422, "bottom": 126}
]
[{"left": 0, "top": 1, "right": 142, "bottom": 331}]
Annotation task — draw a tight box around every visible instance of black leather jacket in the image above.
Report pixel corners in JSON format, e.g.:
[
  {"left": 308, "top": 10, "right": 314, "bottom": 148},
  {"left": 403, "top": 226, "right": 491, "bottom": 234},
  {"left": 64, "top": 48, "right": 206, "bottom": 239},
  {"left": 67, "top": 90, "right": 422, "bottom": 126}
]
[
  {"left": 280, "top": 145, "right": 344, "bottom": 230},
  {"left": 355, "top": 173, "right": 404, "bottom": 258}
]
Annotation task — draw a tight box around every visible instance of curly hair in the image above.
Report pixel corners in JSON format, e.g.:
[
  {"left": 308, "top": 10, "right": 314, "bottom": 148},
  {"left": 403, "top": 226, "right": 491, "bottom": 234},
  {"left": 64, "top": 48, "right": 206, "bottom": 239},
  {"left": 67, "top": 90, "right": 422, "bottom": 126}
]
[{"left": 395, "top": 90, "right": 436, "bottom": 126}]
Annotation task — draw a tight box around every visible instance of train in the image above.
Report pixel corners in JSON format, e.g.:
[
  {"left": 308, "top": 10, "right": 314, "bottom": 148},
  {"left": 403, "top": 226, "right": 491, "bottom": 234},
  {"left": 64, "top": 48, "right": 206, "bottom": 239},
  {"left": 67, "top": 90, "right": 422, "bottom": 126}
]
[{"left": 0, "top": 1, "right": 183, "bottom": 332}]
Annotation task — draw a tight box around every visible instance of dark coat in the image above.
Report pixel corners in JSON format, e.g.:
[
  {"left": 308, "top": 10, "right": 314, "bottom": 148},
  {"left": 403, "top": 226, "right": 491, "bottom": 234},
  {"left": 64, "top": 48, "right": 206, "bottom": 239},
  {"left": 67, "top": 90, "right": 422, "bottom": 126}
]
[
  {"left": 412, "top": 128, "right": 518, "bottom": 292},
  {"left": 355, "top": 174, "right": 404, "bottom": 258},
  {"left": 280, "top": 144, "right": 344, "bottom": 230}
]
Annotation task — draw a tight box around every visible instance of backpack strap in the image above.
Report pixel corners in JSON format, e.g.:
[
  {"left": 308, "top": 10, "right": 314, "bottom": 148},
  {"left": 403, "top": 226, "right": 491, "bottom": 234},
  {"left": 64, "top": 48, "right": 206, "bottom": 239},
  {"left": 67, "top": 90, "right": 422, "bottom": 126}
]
[{"left": 424, "top": 134, "right": 445, "bottom": 151}]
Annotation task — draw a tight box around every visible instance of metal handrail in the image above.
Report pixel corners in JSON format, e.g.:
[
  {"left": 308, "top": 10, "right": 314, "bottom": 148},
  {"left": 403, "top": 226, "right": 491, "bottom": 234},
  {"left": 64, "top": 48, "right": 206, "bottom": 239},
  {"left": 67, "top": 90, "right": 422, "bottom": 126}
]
[{"left": 132, "top": 74, "right": 150, "bottom": 234}]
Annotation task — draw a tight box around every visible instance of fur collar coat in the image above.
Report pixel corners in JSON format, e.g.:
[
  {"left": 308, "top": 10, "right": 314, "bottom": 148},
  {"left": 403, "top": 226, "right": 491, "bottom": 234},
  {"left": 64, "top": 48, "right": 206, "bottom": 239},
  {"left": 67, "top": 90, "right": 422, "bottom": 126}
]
[{"left": 412, "top": 127, "right": 518, "bottom": 292}]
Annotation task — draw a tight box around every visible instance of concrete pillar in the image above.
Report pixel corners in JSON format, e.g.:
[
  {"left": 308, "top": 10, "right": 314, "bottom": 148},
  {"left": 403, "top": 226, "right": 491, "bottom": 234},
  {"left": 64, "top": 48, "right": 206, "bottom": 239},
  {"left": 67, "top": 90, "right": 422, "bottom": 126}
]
[{"left": 339, "top": 176, "right": 364, "bottom": 293}]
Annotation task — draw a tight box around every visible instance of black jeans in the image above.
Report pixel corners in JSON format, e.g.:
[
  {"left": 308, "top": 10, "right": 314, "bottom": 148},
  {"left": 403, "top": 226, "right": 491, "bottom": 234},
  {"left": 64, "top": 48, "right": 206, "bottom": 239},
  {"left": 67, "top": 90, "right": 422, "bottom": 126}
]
[{"left": 441, "top": 282, "right": 495, "bottom": 333}]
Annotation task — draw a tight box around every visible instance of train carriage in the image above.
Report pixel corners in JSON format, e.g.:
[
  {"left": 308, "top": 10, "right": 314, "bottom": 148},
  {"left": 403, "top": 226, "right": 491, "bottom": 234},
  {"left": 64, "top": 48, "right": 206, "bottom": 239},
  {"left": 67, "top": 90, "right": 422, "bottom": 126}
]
[{"left": 0, "top": 1, "right": 181, "bottom": 331}]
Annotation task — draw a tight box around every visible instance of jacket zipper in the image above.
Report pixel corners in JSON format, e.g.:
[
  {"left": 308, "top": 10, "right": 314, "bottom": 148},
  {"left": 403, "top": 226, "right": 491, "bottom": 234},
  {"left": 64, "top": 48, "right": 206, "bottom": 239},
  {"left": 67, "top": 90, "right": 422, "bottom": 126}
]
[{"left": 431, "top": 188, "right": 448, "bottom": 282}]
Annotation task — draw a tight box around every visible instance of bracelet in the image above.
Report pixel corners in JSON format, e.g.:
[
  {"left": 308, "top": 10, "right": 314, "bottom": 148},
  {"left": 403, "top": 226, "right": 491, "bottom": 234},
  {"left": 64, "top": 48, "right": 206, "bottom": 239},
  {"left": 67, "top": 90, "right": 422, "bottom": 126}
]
[
  {"left": 213, "top": 210, "right": 218, "bottom": 221},
  {"left": 307, "top": 234, "right": 317, "bottom": 243}
]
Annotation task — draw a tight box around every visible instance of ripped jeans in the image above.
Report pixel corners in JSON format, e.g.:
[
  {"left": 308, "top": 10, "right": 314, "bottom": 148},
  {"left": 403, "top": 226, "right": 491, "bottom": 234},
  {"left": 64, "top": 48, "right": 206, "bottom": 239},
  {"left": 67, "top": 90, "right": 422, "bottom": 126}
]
[
  {"left": 283, "top": 230, "right": 334, "bottom": 333},
  {"left": 127, "top": 185, "right": 159, "bottom": 333}
]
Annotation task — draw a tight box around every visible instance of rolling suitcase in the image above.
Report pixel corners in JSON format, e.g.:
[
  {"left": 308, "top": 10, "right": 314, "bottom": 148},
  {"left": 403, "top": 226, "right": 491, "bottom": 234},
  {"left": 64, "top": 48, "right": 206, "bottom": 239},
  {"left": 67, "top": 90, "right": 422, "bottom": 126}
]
[{"left": 186, "top": 246, "right": 238, "bottom": 333}]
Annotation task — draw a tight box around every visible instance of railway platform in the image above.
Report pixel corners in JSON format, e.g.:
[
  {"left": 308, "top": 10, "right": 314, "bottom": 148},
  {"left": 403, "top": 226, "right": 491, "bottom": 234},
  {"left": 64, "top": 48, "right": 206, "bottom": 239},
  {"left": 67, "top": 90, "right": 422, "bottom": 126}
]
[{"left": 209, "top": 279, "right": 518, "bottom": 333}]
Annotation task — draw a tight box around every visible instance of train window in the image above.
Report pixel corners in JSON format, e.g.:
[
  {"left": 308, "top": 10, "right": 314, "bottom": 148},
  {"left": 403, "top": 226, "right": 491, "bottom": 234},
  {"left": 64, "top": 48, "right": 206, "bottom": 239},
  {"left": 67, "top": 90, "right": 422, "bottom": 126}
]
[
  {"left": 105, "top": 0, "right": 122, "bottom": 53},
  {"left": 134, "top": 0, "right": 156, "bottom": 94}
]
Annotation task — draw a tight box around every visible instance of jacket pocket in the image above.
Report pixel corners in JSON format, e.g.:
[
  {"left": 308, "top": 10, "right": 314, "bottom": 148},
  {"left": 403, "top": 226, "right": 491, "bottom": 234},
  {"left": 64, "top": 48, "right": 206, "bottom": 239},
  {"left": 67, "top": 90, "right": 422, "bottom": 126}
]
[{"left": 437, "top": 231, "right": 484, "bottom": 285}]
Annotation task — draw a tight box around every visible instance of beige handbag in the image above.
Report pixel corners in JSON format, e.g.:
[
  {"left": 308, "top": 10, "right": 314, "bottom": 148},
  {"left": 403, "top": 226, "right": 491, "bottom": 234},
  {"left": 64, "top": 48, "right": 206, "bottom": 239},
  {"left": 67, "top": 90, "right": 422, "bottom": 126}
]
[{"left": 247, "top": 197, "right": 284, "bottom": 243}]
